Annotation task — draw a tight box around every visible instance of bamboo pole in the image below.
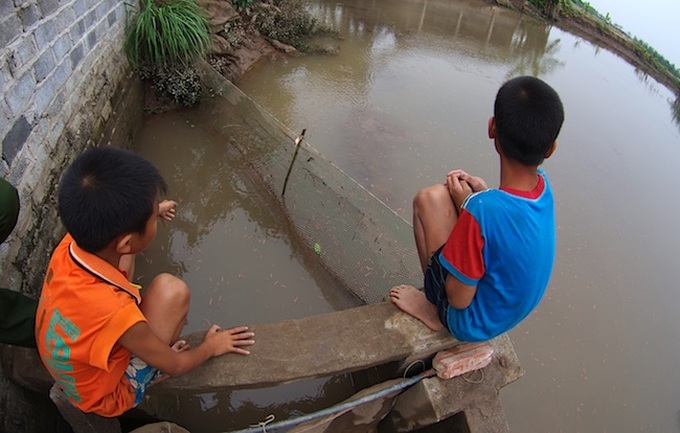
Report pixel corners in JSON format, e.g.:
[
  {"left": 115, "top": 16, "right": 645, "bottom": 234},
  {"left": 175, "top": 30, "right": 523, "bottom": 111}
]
[{"left": 281, "top": 129, "right": 306, "bottom": 197}]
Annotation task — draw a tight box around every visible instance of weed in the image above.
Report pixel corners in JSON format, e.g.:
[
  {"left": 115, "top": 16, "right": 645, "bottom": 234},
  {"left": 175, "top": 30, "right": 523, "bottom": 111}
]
[
  {"left": 125, "top": 0, "right": 210, "bottom": 107},
  {"left": 125, "top": 0, "right": 210, "bottom": 67},
  {"left": 246, "top": 0, "right": 318, "bottom": 49},
  {"left": 153, "top": 64, "right": 203, "bottom": 107}
]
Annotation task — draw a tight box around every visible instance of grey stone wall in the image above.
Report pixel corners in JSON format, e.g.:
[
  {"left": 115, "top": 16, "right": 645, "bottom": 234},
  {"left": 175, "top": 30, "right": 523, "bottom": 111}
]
[
  {"left": 1, "top": 0, "right": 143, "bottom": 297},
  {"left": 1, "top": 1, "right": 144, "bottom": 431}
]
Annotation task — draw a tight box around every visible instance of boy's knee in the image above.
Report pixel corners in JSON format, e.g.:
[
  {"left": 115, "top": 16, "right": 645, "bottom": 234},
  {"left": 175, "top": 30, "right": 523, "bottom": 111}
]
[
  {"left": 413, "top": 184, "right": 449, "bottom": 210},
  {"left": 150, "top": 273, "right": 190, "bottom": 306}
]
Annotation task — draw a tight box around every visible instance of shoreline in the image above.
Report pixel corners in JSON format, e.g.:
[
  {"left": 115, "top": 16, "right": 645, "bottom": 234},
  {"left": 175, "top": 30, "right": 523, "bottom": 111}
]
[
  {"left": 144, "top": 0, "right": 680, "bottom": 114},
  {"left": 489, "top": 0, "right": 680, "bottom": 95}
]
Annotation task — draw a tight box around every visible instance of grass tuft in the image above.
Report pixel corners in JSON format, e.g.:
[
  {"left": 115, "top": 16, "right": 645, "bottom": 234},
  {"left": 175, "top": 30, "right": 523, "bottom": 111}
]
[{"left": 125, "top": 0, "right": 210, "bottom": 68}]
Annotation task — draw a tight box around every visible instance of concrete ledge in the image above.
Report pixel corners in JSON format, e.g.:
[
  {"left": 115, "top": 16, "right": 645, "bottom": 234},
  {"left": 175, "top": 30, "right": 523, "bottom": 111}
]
[
  {"left": 3, "top": 302, "right": 523, "bottom": 432},
  {"left": 155, "top": 301, "right": 459, "bottom": 392},
  {"left": 3, "top": 302, "right": 520, "bottom": 396},
  {"left": 49, "top": 383, "right": 122, "bottom": 433},
  {"left": 3, "top": 302, "right": 459, "bottom": 394}
]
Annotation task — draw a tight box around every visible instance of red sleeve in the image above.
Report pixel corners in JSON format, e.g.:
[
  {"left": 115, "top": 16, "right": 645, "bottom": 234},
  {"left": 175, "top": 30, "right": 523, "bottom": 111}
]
[{"left": 440, "top": 209, "right": 485, "bottom": 282}]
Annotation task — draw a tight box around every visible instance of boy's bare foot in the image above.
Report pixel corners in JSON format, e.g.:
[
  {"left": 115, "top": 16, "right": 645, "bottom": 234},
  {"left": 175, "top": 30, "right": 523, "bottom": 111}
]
[{"left": 389, "top": 285, "right": 444, "bottom": 331}]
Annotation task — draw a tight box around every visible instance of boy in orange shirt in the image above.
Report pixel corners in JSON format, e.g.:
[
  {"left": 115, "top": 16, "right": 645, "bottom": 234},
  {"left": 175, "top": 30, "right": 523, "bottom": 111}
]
[{"left": 36, "top": 146, "right": 255, "bottom": 417}]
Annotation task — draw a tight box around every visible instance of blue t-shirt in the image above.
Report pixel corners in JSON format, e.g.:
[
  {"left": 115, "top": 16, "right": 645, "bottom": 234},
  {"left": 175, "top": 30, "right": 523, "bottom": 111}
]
[{"left": 439, "top": 170, "right": 555, "bottom": 341}]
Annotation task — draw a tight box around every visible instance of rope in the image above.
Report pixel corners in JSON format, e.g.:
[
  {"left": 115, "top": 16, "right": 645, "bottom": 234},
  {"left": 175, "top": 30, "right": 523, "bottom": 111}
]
[
  {"left": 229, "top": 361, "right": 487, "bottom": 433},
  {"left": 462, "top": 368, "right": 485, "bottom": 384},
  {"left": 225, "top": 369, "right": 435, "bottom": 433},
  {"left": 249, "top": 414, "right": 276, "bottom": 433}
]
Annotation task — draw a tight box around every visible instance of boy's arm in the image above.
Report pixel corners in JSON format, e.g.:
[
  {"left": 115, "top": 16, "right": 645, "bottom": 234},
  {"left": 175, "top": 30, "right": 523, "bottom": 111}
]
[
  {"left": 444, "top": 275, "right": 477, "bottom": 309},
  {"left": 118, "top": 322, "right": 255, "bottom": 377},
  {"left": 440, "top": 205, "right": 483, "bottom": 310},
  {"left": 118, "top": 199, "right": 177, "bottom": 280}
]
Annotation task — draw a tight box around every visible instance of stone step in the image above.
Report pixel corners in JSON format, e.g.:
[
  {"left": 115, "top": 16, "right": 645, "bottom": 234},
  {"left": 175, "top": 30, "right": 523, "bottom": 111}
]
[{"left": 3, "top": 302, "right": 523, "bottom": 433}]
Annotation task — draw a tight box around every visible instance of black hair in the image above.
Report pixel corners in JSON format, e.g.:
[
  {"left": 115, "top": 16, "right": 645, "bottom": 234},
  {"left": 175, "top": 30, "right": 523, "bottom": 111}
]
[
  {"left": 58, "top": 146, "right": 166, "bottom": 253},
  {"left": 494, "top": 76, "right": 564, "bottom": 166}
]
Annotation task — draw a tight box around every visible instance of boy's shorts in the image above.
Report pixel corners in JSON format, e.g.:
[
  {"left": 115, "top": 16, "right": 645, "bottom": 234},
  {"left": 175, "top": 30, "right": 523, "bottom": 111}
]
[
  {"left": 424, "top": 245, "right": 450, "bottom": 330},
  {"left": 125, "top": 356, "right": 163, "bottom": 406}
]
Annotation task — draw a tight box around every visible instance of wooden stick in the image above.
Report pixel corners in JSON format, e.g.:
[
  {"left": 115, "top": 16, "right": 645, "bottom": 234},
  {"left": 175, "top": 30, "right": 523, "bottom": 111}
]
[{"left": 281, "top": 129, "right": 306, "bottom": 197}]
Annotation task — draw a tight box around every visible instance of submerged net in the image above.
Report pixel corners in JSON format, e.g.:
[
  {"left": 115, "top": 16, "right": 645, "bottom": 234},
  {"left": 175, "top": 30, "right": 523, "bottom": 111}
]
[{"left": 197, "top": 61, "right": 422, "bottom": 305}]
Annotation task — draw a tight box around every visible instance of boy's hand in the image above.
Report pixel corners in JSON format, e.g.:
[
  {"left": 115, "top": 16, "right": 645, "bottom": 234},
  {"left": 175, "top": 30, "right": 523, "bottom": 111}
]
[
  {"left": 203, "top": 324, "right": 255, "bottom": 357},
  {"left": 445, "top": 170, "right": 487, "bottom": 192},
  {"left": 159, "top": 200, "right": 177, "bottom": 222},
  {"left": 445, "top": 172, "right": 472, "bottom": 211},
  {"left": 460, "top": 173, "right": 487, "bottom": 192}
]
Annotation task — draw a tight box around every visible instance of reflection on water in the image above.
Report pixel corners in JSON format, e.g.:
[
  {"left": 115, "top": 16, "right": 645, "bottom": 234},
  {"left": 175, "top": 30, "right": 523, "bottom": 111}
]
[
  {"left": 236, "top": 0, "right": 680, "bottom": 431},
  {"left": 136, "top": 110, "right": 361, "bottom": 331},
  {"left": 506, "top": 28, "right": 564, "bottom": 78},
  {"left": 145, "top": 376, "right": 356, "bottom": 432},
  {"left": 135, "top": 110, "right": 362, "bottom": 432}
]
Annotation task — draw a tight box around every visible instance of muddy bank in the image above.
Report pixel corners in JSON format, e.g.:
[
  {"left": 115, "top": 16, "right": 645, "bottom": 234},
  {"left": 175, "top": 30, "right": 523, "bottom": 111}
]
[
  {"left": 144, "top": 0, "right": 679, "bottom": 113},
  {"left": 213, "top": 0, "right": 680, "bottom": 96},
  {"left": 143, "top": 0, "right": 305, "bottom": 113}
]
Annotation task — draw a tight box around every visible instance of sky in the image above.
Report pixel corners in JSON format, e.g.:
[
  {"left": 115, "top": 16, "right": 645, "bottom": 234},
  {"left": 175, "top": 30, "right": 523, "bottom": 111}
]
[{"left": 586, "top": 0, "right": 680, "bottom": 67}]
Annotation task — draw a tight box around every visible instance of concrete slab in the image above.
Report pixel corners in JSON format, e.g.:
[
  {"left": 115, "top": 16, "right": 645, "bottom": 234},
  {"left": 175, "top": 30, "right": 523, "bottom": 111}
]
[
  {"left": 3, "top": 302, "right": 523, "bottom": 433},
  {"left": 154, "top": 302, "right": 459, "bottom": 392},
  {"left": 129, "top": 422, "right": 190, "bottom": 433},
  {"left": 49, "top": 383, "right": 122, "bottom": 433}
]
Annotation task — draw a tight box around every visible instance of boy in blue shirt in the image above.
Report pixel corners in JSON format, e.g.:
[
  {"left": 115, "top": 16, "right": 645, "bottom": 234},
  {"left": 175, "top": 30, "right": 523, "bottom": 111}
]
[{"left": 390, "top": 76, "right": 564, "bottom": 342}]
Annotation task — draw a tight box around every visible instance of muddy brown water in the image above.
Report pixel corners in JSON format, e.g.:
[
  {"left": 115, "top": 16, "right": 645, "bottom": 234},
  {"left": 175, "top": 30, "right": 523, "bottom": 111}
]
[
  {"left": 137, "top": 0, "right": 680, "bottom": 431},
  {"left": 135, "top": 108, "right": 363, "bottom": 432}
]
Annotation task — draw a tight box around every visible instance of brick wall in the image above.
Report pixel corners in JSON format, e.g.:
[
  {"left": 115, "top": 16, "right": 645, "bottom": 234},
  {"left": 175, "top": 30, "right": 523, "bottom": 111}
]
[
  {"left": 0, "top": 0, "right": 143, "bottom": 298},
  {"left": 1, "top": 1, "right": 144, "bottom": 431}
]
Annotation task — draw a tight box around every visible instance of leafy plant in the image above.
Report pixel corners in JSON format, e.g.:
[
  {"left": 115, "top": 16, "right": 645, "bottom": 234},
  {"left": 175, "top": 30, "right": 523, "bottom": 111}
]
[
  {"left": 153, "top": 64, "right": 202, "bottom": 107},
  {"left": 250, "top": 0, "right": 317, "bottom": 49},
  {"left": 125, "top": 0, "right": 210, "bottom": 67}
]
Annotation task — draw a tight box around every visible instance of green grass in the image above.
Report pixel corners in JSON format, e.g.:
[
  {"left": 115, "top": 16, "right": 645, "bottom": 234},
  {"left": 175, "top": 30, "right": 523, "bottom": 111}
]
[{"left": 125, "top": 0, "right": 210, "bottom": 68}]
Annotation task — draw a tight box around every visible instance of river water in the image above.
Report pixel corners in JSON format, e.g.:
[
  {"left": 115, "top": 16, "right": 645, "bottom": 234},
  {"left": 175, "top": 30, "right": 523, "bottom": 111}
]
[
  {"left": 136, "top": 0, "right": 680, "bottom": 431},
  {"left": 233, "top": 0, "right": 680, "bottom": 432}
]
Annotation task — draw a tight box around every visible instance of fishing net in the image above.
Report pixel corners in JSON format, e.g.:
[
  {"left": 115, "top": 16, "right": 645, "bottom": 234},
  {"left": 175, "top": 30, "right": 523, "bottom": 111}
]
[{"left": 197, "top": 60, "right": 422, "bottom": 305}]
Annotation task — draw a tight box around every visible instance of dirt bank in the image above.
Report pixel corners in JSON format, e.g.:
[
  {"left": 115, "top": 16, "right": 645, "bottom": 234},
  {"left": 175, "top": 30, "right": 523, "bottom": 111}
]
[
  {"left": 145, "top": 0, "right": 316, "bottom": 113},
  {"left": 217, "top": 0, "right": 680, "bottom": 96},
  {"left": 144, "top": 0, "right": 679, "bottom": 113}
]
